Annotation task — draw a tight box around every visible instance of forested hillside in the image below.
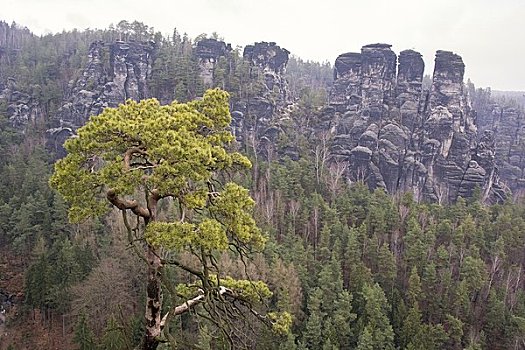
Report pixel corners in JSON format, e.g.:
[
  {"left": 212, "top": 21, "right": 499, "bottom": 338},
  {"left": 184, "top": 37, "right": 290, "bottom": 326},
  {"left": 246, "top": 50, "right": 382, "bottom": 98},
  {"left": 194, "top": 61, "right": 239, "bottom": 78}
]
[{"left": 0, "top": 20, "right": 525, "bottom": 350}]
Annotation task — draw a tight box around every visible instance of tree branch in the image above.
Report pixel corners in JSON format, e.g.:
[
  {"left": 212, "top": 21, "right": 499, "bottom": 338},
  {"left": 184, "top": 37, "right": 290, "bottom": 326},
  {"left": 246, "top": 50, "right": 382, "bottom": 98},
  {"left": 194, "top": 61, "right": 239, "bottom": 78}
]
[
  {"left": 107, "top": 189, "right": 150, "bottom": 219},
  {"left": 162, "top": 257, "right": 204, "bottom": 280},
  {"left": 123, "top": 147, "right": 149, "bottom": 171},
  {"left": 122, "top": 210, "right": 147, "bottom": 264},
  {"left": 159, "top": 286, "right": 234, "bottom": 330}
]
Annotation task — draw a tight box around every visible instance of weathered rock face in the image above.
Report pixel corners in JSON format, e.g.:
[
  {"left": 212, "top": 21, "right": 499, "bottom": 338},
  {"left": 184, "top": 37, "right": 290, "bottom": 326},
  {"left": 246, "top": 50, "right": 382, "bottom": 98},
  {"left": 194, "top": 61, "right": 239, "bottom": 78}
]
[
  {"left": 331, "top": 52, "right": 362, "bottom": 111},
  {"left": 231, "top": 42, "right": 291, "bottom": 158},
  {"left": 48, "top": 40, "right": 155, "bottom": 154},
  {"left": 0, "top": 78, "right": 45, "bottom": 129},
  {"left": 242, "top": 41, "right": 289, "bottom": 107},
  {"left": 474, "top": 99, "right": 525, "bottom": 199},
  {"left": 0, "top": 23, "right": 46, "bottom": 130},
  {"left": 195, "top": 38, "right": 231, "bottom": 87},
  {"left": 396, "top": 50, "right": 425, "bottom": 131},
  {"left": 330, "top": 44, "right": 397, "bottom": 115},
  {"left": 360, "top": 44, "right": 397, "bottom": 119},
  {"left": 328, "top": 44, "right": 507, "bottom": 203}
]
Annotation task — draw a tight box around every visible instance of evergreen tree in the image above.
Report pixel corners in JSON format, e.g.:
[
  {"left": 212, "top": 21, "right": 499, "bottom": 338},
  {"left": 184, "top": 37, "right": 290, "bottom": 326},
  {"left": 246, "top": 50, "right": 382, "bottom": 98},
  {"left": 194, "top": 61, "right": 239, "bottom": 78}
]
[
  {"left": 357, "top": 283, "right": 395, "bottom": 350},
  {"left": 303, "top": 288, "right": 324, "bottom": 350},
  {"left": 74, "top": 314, "right": 97, "bottom": 350},
  {"left": 100, "top": 316, "right": 128, "bottom": 350},
  {"left": 50, "top": 89, "right": 288, "bottom": 349}
]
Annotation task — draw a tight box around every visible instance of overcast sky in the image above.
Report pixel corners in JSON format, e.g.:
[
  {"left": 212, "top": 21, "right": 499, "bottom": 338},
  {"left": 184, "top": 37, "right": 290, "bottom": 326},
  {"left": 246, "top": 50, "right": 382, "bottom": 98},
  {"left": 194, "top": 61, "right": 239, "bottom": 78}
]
[{"left": 3, "top": 0, "right": 524, "bottom": 90}]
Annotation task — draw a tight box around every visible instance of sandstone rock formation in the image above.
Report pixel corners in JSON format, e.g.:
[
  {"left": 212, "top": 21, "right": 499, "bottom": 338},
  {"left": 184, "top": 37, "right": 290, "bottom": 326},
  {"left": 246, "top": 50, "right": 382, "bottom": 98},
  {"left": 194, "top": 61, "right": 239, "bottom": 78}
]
[
  {"left": 230, "top": 42, "right": 291, "bottom": 158},
  {"left": 327, "top": 44, "right": 507, "bottom": 203},
  {"left": 48, "top": 40, "right": 155, "bottom": 154},
  {"left": 23, "top": 34, "right": 517, "bottom": 203},
  {"left": 474, "top": 99, "right": 525, "bottom": 199},
  {"left": 0, "top": 77, "right": 44, "bottom": 129},
  {"left": 243, "top": 41, "right": 289, "bottom": 104},
  {"left": 195, "top": 38, "right": 231, "bottom": 87}
]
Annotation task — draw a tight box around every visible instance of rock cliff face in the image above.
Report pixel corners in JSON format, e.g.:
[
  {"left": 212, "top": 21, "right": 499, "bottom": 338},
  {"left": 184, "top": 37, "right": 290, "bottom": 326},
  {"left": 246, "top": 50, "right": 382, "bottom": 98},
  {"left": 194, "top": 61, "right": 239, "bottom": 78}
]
[
  {"left": 0, "top": 78, "right": 44, "bottom": 129},
  {"left": 47, "top": 40, "right": 155, "bottom": 154},
  {"left": 328, "top": 44, "right": 507, "bottom": 203},
  {"left": 474, "top": 100, "right": 525, "bottom": 198},
  {"left": 49, "top": 38, "right": 292, "bottom": 160},
  {"left": 231, "top": 42, "right": 291, "bottom": 158},
  {"left": 243, "top": 41, "right": 289, "bottom": 104},
  {"left": 195, "top": 38, "right": 231, "bottom": 87},
  {"left": 7, "top": 32, "right": 514, "bottom": 202}
]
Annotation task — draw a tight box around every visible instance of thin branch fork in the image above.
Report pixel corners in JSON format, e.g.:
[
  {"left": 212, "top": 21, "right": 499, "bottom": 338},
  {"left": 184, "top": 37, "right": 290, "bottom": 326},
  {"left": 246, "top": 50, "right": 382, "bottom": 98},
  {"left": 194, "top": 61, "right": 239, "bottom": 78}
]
[{"left": 162, "top": 257, "right": 204, "bottom": 279}]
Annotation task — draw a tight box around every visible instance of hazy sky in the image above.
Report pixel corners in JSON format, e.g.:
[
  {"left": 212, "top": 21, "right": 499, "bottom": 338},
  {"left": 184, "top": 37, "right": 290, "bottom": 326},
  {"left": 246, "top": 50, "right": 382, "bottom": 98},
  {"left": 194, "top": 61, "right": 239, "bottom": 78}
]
[{"left": 3, "top": 0, "right": 524, "bottom": 90}]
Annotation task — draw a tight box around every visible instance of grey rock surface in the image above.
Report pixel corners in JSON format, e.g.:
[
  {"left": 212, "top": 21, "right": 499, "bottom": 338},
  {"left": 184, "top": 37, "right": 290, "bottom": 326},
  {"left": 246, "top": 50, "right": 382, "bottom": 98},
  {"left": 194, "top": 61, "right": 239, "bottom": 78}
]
[
  {"left": 47, "top": 40, "right": 155, "bottom": 153},
  {"left": 231, "top": 42, "right": 291, "bottom": 158},
  {"left": 195, "top": 38, "right": 231, "bottom": 87},
  {"left": 0, "top": 78, "right": 44, "bottom": 129},
  {"left": 52, "top": 40, "right": 155, "bottom": 130},
  {"left": 473, "top": 96, "right": 525, "bottom": 199},
  {"left": 327, "top": 44, "right": 507, "bottom": 203}
]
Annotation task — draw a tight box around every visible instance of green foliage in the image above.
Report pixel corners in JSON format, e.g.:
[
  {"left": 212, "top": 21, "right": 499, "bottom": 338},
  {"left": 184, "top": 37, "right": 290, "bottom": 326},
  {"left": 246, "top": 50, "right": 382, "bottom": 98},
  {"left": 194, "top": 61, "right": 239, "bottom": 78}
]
[
  {"left": 49, "top": 88, "right": 285, "bottom": 348},
  {"left": 100, "top": 316, "right": 128, "bottom": 350},
  {"left": 49, "top": 87, "right": 266, "bottom": 265},
  {"left": 145, "top": 220, "right": 228, "bottom": 251},
  {"left": 50, "top": 90, "right": 250, "bottom": 221},
  {"left": 268, "top": 311, "right": 293, "bottom": 335},
  {"left": 303, "top": 288, "right": 324, "bottom": 349},
  {"left": 2, "top": 21, "right": 525, "bottom": 350},
  {"left": 25, "top": 237, "right": 95, "bottom": 311},
  {"left": 74, "top": 314, "right": 97, "bottom": 350},
  {"left": 357, "top": 283, "right": 395, "bottom": 350}
]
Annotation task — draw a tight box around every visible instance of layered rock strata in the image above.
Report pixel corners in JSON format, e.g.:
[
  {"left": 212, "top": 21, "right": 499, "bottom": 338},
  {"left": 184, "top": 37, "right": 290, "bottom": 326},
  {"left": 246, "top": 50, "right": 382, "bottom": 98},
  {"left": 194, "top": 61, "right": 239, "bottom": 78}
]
[
  {"left": 0, "top": 78, "right": 44, "bottom": 129},
  {"left": 328, "top": 44, "right": 507, "bottom": 203},
  {"left": 474, "top": 101, "right": 525, "bottom": 198},
  {"left": 230, "top": 42, "right": 291, "bottom": 158},
  {"left": 48, "top": 40, "right": 155, "bottom": 154},
  {"left": 195, "top": 38, "right": 231, "bottom": 87}
]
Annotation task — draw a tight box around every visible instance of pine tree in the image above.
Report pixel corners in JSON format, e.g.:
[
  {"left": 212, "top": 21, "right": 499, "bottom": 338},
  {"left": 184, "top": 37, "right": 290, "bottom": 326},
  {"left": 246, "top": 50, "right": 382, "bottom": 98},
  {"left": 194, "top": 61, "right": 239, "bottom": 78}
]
[
  {"left": 303, "top": 288, "right": 324, "bottom": 350},
  {"left": 74, "top": 314, "right": 97, "bottom": 350},
  {"left": 50, "top": 89, "right": 288, "bottom": 349},
  {"left": 357, "top": 283, "right": 395, "bottom": 350},
  {"left": 100, "top": 316, "right": 127, "bottom": 350}
]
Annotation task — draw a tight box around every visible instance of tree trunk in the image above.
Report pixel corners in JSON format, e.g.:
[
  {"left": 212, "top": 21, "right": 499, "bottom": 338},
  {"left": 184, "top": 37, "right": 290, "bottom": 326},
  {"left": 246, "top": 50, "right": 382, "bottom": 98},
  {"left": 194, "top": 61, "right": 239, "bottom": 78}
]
[{"left": 142, "top": 245, "right": 163, "bottom": 350}]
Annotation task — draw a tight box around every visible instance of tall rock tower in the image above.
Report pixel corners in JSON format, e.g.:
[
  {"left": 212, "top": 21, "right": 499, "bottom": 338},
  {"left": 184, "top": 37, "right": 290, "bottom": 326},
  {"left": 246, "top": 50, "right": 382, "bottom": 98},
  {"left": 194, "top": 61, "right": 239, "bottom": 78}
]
[
  {"left": 327, "top": 44, "right": 507, "bottom": 203},
  {"left": 48, "top": 40, "right": 155, "bottom": 156}
]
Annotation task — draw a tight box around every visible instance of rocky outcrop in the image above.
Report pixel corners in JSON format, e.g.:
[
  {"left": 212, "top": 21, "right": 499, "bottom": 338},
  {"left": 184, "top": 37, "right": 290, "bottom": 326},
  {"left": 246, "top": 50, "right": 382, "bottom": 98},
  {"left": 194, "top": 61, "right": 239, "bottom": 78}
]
[
  {"left": 328, "top": 44, "right": 507, "bottom": 203},
  {"left": 2, "top": 28, "right": 513, "bottom": 202},
  {"left": 242, "top": 41, "right": 289, "bottom": 108},
  {"left": 396, "top": 50, "right": 425, "bottom": 131},
  {"left": 473, "top": 99, "right": 525, "bottom": 199},
  {"left": 0, "top": 78, "right": 44, "bottom": 129},
  {"left": 48, "top": 40, "right": 155, "bottom": 154},
  {"left": 331, "top": 52, "right": 362, "bottom": 111},
  {"left": 230, "top": 42, "right": 291, "bottom": 158},
  {"left": 195, "top": 38, "right": 231, "bottom": 87}
]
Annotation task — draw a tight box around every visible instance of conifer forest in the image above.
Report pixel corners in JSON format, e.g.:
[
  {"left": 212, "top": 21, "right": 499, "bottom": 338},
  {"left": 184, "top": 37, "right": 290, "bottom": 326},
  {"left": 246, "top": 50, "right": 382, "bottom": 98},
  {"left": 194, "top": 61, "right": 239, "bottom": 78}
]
[{"left": 0, "top": 19, "right": 525, "bottom": 350}]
